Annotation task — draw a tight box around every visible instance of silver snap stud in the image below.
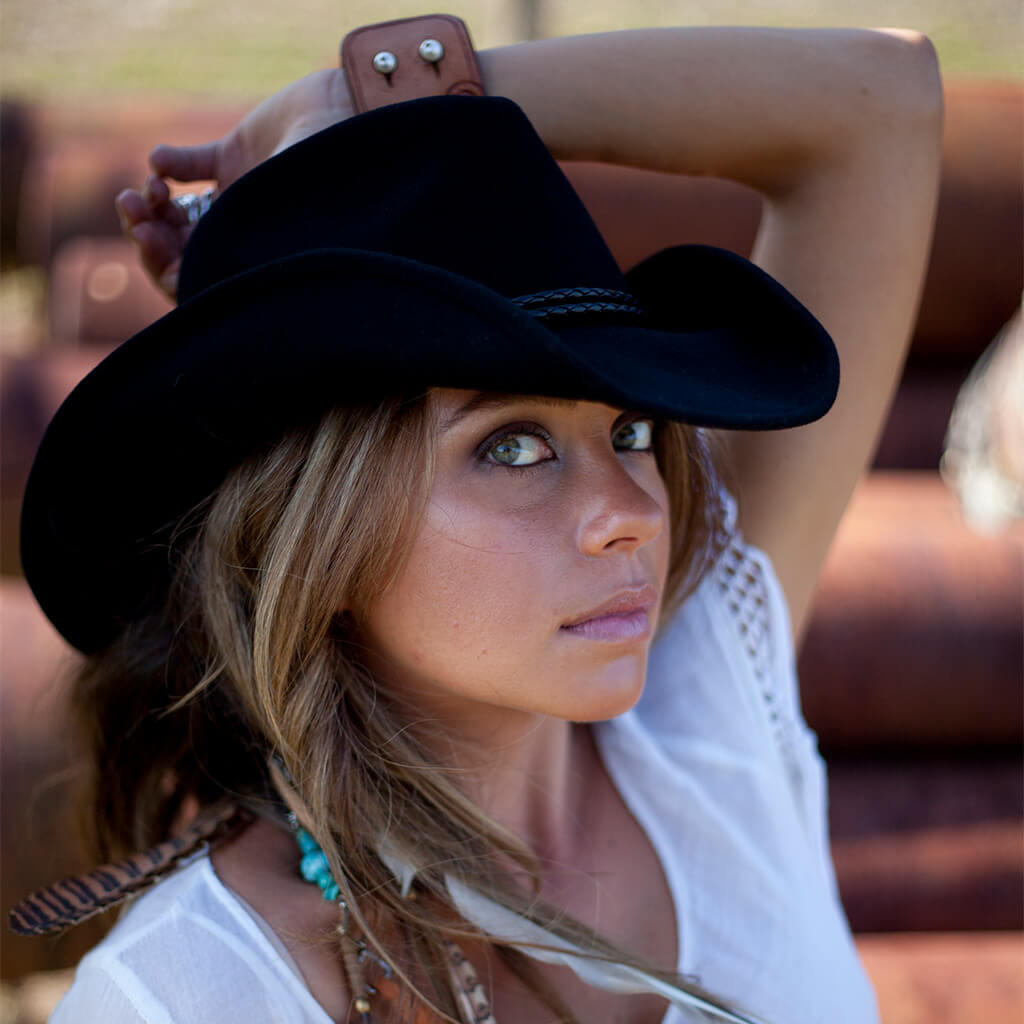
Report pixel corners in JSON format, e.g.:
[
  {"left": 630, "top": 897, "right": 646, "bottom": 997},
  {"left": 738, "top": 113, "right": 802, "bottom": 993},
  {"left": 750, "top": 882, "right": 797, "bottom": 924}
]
[
  {"left": 418, "top": 39, "right": 444, "bottom": 63},
  {"left": 372, "top": 51, "right": 398, "bottom": 75}
]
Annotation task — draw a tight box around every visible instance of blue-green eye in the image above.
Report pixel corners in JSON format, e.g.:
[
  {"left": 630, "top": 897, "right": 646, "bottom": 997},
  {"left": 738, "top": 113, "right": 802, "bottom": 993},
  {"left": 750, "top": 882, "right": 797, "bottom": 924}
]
[
  {"left": 614, "top": 419, "right": 655, "bottom": 451},
  {"left": 486, "top": 432, "right": 554, "bottom": 467}
]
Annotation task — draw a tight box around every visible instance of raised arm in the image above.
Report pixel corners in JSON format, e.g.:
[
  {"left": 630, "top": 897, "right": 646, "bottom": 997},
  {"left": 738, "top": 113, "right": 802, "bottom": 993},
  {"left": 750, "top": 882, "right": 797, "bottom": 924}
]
[
  {"left": 120, "top": 28, "right": 943, "bottom": 640},
  {"left": 482, "top": 28, "right": 943, "bottom": 640}
]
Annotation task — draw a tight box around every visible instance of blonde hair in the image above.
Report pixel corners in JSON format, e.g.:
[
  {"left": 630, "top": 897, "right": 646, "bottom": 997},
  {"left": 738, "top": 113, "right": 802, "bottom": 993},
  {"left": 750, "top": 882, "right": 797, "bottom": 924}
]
[{"left": 70, "top": 391, "right": 731, "bottom": 1022}]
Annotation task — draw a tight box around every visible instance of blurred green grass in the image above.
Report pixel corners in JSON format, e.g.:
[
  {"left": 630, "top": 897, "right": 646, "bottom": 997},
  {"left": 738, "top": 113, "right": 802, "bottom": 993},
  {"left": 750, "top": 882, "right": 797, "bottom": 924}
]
[{"left": 2, "top": 0, "right": 1020, "bottom": 100}]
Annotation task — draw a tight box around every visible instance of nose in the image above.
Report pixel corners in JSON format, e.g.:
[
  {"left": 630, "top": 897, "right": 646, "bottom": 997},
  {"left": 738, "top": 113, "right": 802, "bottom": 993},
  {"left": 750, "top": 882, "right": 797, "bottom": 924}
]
[{"left": 575, "top": 456, "right": 665, "bottom": 557}]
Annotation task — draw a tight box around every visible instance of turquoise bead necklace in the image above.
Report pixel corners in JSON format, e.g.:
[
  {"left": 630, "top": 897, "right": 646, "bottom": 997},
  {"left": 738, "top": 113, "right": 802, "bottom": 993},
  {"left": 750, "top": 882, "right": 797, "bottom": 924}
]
[
  {"left": 288, "top": 812, "right": 391, "bottom": 1022},
  {"left": 294, "top": 822, "right": 342, "bottom": 902}
]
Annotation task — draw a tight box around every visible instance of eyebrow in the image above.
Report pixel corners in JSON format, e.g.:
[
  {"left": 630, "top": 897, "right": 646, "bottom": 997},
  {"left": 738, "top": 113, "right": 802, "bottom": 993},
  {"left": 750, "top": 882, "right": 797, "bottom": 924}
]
[{"left": 440, "top": 392, "right": 579, "bottom": 432}]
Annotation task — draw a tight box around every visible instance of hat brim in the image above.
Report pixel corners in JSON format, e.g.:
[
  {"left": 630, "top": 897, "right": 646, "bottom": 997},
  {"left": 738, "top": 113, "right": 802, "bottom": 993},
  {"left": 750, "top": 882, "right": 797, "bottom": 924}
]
[{"left": 22, "top": 243, "right": 836, "bottom": 652}]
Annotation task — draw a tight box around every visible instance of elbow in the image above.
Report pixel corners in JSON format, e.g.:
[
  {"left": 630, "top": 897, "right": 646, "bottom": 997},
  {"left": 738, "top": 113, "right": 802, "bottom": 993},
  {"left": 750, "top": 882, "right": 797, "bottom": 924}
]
[{"left": 868, "top": 29, "right": 944, "bottom": 136}]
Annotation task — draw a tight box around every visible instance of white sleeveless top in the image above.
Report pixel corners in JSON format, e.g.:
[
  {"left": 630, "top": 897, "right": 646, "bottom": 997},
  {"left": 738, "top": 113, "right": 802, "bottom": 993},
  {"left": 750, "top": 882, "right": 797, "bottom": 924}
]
[{"left": 51, "top": 521, "right": 879, "bottom": 1024}]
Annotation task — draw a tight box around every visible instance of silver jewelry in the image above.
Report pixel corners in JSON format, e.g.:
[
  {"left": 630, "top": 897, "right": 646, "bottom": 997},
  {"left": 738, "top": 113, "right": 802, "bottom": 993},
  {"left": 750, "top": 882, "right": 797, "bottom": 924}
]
[{"left": 172, "top": 187, "right": 215, "bottom": 226}]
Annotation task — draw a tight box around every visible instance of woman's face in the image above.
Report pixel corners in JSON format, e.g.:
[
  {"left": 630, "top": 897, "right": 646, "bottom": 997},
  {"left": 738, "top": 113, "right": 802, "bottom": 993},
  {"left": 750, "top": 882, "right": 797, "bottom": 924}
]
[{"left": 357, "top": 389, "right": 671, "bottom": 727}]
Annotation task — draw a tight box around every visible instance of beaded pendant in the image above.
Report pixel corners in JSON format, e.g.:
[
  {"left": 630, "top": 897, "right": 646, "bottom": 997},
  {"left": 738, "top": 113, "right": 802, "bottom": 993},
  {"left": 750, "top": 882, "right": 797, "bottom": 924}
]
[
  {"left": 290, "top": 818, "right": 384, "bottom": 1022},
  {"left": 291, "top": 821, "right": 499, "bottom": 1024}
]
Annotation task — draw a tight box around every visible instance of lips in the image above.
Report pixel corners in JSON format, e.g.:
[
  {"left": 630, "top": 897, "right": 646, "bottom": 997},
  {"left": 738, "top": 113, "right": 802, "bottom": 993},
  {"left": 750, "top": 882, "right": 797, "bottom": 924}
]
[{"left": 560, "top": 585, "right": 658, "bottom": 642}]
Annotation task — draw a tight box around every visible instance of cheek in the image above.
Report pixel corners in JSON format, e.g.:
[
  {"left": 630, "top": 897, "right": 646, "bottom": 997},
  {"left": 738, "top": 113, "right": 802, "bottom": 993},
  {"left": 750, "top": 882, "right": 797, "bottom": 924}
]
[
  {"left": 360, "top": 495, "right": 560, "bottom": 686},
  {"left": 358, "top": 459, "right": 674, "bottom": 717},
  {"left": 626, "top": 460, "right": 672, "bottom": 590},
  {"left": 652, "top": 478, "right": 672, "bottom": 583}
]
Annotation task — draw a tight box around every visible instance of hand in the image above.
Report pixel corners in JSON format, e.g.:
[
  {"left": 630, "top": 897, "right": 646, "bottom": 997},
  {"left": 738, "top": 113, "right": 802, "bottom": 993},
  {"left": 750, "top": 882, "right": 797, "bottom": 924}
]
[{"left": 115, "top": 69, "right": 352, "bottom": 301}]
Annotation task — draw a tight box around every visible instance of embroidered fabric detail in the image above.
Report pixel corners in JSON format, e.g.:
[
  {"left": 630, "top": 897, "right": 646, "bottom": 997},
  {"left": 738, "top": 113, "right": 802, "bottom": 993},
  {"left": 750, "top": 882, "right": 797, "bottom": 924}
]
[
  {"left": 715, "top": 543, "right": 771, "bottom": 683},
  {"left": 510, "top": 287, "right": 648, "bottom": 323},
  {"left": 713, "top": 510, "right": 805, "bottom": 799}
]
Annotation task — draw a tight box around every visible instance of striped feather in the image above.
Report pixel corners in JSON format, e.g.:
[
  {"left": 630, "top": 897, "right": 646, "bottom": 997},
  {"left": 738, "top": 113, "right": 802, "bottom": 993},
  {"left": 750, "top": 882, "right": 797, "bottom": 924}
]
[{"left": 8, "top": 804, "right": 251, "bottom": 937}]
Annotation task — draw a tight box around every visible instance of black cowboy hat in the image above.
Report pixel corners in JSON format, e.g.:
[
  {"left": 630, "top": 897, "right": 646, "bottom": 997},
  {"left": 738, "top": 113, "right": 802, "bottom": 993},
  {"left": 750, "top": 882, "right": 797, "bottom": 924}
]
[{"left": 21, "top": 95, "right": 838, "bottom": 654}]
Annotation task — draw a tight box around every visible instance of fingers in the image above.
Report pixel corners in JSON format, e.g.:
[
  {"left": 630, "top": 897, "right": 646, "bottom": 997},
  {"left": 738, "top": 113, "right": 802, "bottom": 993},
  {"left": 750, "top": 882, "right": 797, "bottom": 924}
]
[
  {"left": 141, "top": 173, "right": 172, "bottom": 209},
  {"left": 157, "top": 261, "right": 182, "bottom": 300},
  {"left": 114, "top": 187, "right": 150, "bottom": 233},
  {"left": 115, "top": 176, "right": 183, "bottom": 228},
  {"left": 149, "top": 141, "right": 220, "bottom": 184},
  {"left": 115, "top": 177, "right": 190, "bottom": 302},
  {"left": 129, "top": 219, "right": 184, "bottom": 302}
]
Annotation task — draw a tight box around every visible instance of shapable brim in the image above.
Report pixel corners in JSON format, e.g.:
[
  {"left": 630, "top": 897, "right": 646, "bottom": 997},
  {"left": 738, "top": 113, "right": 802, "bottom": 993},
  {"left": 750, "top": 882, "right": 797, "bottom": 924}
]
[{"left": 22, "top": 243, "right": 837, "bottom": 652}]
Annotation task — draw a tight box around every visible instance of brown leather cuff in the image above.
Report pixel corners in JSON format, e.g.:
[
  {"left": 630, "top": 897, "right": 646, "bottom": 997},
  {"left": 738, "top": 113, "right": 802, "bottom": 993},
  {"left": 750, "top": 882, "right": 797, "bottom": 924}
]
[{"left": 341, "top": 15, "right": 485, "bottom": 114}]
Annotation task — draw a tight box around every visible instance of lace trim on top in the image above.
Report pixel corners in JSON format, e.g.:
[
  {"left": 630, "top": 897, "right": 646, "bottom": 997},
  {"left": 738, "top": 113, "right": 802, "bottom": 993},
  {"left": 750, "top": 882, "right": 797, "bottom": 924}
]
[{"left": 712, "top": 495, "right": 805, "bottom": 802}]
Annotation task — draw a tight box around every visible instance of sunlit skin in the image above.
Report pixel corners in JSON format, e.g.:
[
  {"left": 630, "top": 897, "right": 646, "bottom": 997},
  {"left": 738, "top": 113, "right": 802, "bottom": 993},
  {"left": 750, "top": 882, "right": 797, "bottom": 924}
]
[
  {"left": 212, "top": 397, "right": 677, "bottom": 1022},
  {"left": 356, "top": 388, "right": 672, "bottom": 745}
]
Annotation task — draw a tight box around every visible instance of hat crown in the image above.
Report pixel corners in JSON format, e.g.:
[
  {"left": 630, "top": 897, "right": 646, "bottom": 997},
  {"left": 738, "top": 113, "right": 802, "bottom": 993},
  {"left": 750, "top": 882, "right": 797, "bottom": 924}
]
[{"left": 178, "top": 97, "right": 625, "bottom": 305}]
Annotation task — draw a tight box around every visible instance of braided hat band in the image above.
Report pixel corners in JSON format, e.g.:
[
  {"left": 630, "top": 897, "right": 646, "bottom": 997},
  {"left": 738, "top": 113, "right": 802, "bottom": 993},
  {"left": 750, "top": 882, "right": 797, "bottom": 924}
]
[{"left": 511, "top": 287, "right": 649, "bottom": 323}]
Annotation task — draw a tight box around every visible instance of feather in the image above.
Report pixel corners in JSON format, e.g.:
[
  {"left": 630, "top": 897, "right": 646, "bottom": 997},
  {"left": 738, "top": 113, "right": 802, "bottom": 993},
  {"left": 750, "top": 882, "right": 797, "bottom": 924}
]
[
  {"left": 9, "top": 804, "right": 251, "bottom": 936},
  {"left": 375, "top": 841, "right": 763, "bottom": 1024},
  {"left": 377, "top": 838, "right": 418, "bottom": 899},
  {"left": 444, "top": 876, "right": 763, "bottom": 1024}
]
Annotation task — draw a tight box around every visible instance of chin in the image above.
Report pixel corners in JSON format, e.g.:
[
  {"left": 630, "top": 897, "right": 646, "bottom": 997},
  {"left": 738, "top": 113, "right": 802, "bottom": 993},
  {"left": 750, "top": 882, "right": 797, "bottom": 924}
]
[{"left": 554, "top": 656, "right": 648, "bottom": 723}]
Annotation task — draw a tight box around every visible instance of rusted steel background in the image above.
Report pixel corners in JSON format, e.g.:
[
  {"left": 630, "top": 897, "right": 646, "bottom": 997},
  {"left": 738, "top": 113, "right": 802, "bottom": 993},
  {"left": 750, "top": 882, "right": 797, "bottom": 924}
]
[{"left": 1, "top": 79, "right": 1021, "bottom": 1021}]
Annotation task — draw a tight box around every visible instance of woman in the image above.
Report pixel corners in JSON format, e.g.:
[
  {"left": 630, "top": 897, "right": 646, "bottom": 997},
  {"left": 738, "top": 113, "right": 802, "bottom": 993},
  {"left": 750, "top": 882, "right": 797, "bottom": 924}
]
[{"left": 16, "top": 20, "right": 942, "bottom": 1024}]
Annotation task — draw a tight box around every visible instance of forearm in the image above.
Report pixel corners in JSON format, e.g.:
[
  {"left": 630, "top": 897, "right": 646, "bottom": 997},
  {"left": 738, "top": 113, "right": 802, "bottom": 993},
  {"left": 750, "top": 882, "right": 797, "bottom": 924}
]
[
  {"left": 480, "top": 27, "right": 940, "bottom": 196},
  {"left": 484, "top": 26, "right": 943, "bottom": 638}
]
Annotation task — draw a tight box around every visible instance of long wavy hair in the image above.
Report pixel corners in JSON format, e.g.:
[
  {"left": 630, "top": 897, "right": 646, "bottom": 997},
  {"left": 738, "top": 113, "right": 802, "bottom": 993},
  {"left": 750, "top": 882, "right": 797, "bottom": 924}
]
[{"left": 68, "top": 390, "right": 734, "bottom": 1022}]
